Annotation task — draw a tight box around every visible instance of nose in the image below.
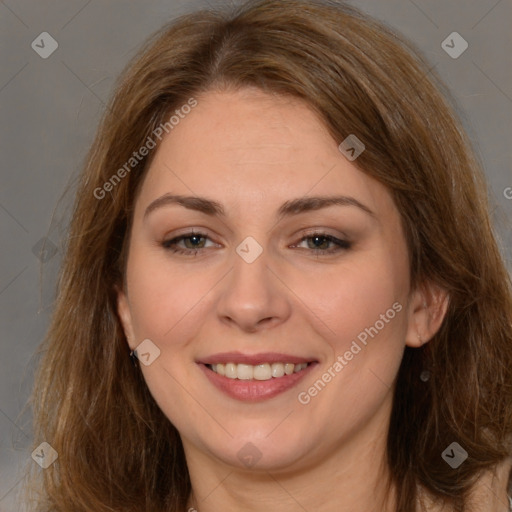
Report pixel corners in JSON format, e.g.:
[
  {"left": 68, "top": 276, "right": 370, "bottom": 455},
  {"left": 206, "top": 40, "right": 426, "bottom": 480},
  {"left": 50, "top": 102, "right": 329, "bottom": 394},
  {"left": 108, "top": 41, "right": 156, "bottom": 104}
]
[{"left": 216, "top": 247, "right": 292, "bottom": 334}]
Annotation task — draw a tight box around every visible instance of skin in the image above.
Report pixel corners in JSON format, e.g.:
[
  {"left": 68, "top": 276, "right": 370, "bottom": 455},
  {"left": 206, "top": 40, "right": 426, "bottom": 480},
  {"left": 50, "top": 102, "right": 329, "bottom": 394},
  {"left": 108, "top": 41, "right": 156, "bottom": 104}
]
[{"left": 117, "top": 87, "right": 508, "bottom": 511}]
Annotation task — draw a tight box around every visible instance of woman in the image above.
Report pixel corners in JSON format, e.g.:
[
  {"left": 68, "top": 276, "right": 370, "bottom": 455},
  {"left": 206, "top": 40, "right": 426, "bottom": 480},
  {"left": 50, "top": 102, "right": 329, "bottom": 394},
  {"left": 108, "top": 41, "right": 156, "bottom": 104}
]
[{"left": 25, "top": 0, "right": 512, "bottom": 510}]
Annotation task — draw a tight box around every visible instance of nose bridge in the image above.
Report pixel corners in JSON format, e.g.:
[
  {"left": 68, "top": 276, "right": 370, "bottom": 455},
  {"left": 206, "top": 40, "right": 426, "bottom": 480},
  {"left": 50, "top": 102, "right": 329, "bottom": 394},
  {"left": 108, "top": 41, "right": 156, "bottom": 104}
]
[
  {"left": 232, "top": 241, "right": 270, "bottom": 295},
  {"left": 216, "top": 237, "right": 291, "bottom": 331}
]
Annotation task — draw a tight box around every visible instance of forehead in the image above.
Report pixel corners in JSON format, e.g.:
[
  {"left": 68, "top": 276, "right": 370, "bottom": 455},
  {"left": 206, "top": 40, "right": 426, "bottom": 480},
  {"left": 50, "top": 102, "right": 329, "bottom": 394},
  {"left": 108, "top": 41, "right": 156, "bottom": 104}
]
[{"left": 135, "top": 88, "right": 396, "bottom": 222}]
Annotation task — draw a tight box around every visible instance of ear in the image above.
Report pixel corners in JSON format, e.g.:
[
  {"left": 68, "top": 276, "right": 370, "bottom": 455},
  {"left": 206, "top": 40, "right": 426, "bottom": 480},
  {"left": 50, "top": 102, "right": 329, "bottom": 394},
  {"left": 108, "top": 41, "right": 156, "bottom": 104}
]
[
  {"left": 405, "top": 281, "right": 450, "bottom": 348},
  {"left": 115, "top": 283, "right": 136, "bottom": 350}
]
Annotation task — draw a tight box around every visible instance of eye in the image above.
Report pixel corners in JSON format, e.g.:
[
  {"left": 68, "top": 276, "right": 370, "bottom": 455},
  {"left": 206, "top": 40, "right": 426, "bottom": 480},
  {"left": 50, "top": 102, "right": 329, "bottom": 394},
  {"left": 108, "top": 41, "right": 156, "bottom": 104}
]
[
  {"left": 161, "top": 231, "right": 215, "bottom": 256},
  {"left": 161, "top": 230, "right": 352, "bottom": 257},
  {"left": 292, "top": 232, "right": 352, "bottom": 256}
]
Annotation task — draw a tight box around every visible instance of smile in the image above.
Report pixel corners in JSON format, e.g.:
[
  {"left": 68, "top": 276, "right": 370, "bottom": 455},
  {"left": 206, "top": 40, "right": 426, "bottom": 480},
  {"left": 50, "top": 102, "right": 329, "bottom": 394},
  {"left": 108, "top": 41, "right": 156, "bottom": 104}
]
[
  {"left": 198, "top": 355, "right": 318, "bottom": 401},
  {"left": 207, "top": 362, "right": 310, "bottom": 380}
]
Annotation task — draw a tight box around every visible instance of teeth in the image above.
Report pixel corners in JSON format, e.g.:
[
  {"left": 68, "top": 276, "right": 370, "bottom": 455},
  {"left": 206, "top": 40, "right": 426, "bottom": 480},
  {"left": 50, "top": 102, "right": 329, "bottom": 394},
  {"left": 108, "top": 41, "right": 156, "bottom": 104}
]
[
  {"left": 209, "top": 362, "right": 309, "bottom": 380},
  {"left": 237, "top": 364, "right": 253, "bottom": 380},
  {"left": 271, "top": 363, "right": 285, "bottom": 378},
  {"left": 284, "top": 363, "right": 295, "bottom": 375},
  {"left": 254, "top": 363, "right": 271, "bottom": 380},
  {"left": 225, "top": 363, "right": 237, "bottom": 379}
]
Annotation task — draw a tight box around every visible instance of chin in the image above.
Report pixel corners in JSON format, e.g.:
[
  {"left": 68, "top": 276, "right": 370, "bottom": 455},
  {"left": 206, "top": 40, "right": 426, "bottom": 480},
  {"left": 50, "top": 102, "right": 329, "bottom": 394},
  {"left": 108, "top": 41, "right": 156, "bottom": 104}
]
[{"left": 204, "top": 429, "right": 315, "bottom": 472}]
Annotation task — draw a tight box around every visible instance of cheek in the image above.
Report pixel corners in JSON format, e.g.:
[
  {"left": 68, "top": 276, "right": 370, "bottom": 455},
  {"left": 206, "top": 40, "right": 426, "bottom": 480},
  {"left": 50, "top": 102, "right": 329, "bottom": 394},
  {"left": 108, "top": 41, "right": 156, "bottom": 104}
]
[
  {"left": 297, "top": 250, "right": 409, "bottom": 417},
  {"left": 125, "top": 247, "right": 209, "bottom": 340},
  {"left": 296, "top": 254, "right": 407, "bottom": 422},
  {"left": 124, "top": 251, "right": 213, "bottom": 422},
  {"left": 304, "top": 251, "right": 407, "bottom": 349}
]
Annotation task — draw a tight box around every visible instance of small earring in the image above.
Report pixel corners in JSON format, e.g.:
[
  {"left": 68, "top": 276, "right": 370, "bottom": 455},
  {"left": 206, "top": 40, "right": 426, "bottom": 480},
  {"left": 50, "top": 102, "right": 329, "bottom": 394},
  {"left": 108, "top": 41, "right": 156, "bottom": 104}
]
[
  {"left": 420, "top": 370, "right": 430, "bottom": 382},
  {"left": 419, "top": 334, "right": 432, "bottom": 382},
  {"left": 129, "top": 349, "right": 139, "bottom": 367}
]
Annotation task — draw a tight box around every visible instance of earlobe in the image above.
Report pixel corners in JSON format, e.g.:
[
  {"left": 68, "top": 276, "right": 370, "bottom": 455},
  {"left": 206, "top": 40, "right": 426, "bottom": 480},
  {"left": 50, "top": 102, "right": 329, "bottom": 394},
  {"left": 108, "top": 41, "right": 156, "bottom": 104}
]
[
  {"left": 115, "top": 284, "right": 136, "bottom": 350},
  {"left": 405, "top": 282, "right": 450, "bottom": 348}
]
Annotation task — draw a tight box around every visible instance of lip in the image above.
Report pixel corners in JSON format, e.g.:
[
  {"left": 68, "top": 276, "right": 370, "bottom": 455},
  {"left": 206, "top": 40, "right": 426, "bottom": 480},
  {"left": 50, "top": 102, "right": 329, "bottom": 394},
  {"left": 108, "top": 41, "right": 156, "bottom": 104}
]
[
  {"left": 197, "top": 359, "right": 318, "bottom": 402},
  {"left": 197, "top": 351, "right": 316, "bottom": 366}
]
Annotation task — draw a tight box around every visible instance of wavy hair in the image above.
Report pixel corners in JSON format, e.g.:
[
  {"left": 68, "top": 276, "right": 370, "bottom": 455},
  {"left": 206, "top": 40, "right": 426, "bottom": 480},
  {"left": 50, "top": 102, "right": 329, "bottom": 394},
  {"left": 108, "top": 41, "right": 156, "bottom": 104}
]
[{"left": 25, "top": 1, "right": 512, "bottom": 510}]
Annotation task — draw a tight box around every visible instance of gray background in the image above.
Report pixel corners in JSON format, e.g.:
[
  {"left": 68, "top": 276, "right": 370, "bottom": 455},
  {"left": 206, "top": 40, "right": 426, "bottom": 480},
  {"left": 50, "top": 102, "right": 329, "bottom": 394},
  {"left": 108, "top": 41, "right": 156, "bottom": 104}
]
[{"left": 1, "top": 0, "right": 511, "bottom": 510}]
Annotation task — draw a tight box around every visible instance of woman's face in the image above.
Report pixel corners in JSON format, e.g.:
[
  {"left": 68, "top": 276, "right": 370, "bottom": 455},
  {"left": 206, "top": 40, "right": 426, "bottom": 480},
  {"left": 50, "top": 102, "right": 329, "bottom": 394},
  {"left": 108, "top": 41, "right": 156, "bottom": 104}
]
[{"left": 117, "top": 87, "right": 435, "bottom": 473}]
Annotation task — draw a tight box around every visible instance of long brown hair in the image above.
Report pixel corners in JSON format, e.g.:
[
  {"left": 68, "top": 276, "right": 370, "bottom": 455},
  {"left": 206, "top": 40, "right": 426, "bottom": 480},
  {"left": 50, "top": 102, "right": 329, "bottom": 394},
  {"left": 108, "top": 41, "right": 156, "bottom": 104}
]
[{"left": 25, "top": 1, "right": 512, "bottom": 510}]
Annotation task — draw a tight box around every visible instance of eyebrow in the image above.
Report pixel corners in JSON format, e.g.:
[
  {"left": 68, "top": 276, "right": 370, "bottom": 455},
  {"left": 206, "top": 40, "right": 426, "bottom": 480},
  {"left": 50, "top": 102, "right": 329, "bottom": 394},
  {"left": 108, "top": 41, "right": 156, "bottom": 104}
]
[{"left": 143, "top": 193, "right": 375, "bottom": 220}]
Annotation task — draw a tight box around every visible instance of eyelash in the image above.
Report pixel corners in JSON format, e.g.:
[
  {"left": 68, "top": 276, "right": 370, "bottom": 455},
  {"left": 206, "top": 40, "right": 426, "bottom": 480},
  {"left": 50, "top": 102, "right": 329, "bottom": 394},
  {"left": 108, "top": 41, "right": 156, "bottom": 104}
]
[{"left": 161, "top": 230, "right": 352, "bottom": 257}]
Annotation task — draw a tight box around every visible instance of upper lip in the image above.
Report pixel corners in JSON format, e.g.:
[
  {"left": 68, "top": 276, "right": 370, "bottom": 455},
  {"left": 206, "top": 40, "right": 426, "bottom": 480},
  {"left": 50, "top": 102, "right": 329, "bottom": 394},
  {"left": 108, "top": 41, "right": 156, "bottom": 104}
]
[{"left": 197, "top": 351, "right": 317, "bottom": 365}]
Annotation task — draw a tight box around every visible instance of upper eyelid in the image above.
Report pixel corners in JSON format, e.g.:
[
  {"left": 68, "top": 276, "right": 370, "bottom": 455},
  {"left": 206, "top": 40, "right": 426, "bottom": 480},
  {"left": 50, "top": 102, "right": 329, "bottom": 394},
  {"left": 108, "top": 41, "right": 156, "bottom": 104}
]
[
  {"left": 163, "top": 228, "right": 349, "bottom": 241},
  {"left": 163, "top": 230, "right": 351, "bottom": 248}
]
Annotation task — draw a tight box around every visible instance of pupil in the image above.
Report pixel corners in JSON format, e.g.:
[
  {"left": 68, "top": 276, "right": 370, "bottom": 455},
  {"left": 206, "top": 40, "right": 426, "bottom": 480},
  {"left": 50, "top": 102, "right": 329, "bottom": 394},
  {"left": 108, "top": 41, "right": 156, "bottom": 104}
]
[
  {"left": 187, "top": 235, "right": 203, "bottom": 248},
  {"left": 311, "top": 236, "right": 327, "bottom": 249}
]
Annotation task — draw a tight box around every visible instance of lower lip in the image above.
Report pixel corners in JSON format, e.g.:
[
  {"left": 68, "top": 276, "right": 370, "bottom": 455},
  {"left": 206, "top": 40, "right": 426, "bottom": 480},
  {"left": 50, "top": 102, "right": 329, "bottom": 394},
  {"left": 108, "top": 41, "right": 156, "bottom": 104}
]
[{"left": 198, "top": 363, "right": 317, "bottom": 402}]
